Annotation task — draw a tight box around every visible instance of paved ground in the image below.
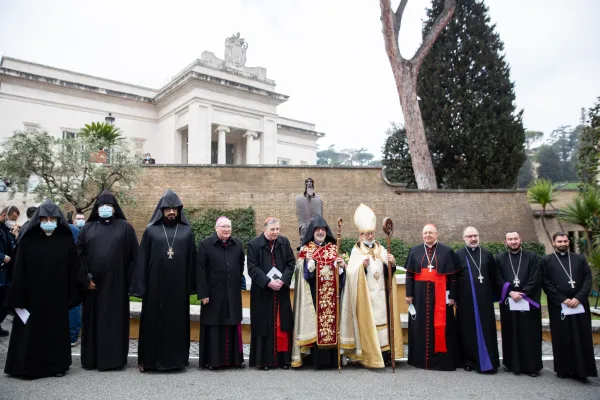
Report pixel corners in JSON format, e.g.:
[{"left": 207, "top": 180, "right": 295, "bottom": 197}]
[{"left": 1, "top": 316, "right": 599, "bottom": 400}]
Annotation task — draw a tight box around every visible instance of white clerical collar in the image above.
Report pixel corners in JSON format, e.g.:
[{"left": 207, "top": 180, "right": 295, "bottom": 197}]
[
  {"left": 510, "top": 248, "right": 521, "bottom": 255},
  {"left": 469, "top": 245, "right": 479, "bottom": 252},
  {"left": 424, "top": 241, "right": 437, "bottom": 248}
]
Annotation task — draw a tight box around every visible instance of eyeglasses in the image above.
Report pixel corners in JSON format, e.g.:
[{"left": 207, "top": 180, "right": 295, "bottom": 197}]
[
  {"left": 163, "top": 207, "right": 177, "bottom": 212},
  {"left": 217, "top": 225, "right": 232, "bottom": 229},
  {"left": 464, "top": 234, "right": 479, "bottom": 239}
]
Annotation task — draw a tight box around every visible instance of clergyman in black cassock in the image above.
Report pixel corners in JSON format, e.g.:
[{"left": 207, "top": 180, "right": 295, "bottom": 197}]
[
  {"left": 404, "top": 224, "right": 461, "bottom": 371},
  {"left": 197, "top": 216, "right": 245, "bottom": 369},
  {"left": 129, "top": 189, "right": 196, "bottom": 372},
  {"left": 541, "top": 233, "right": 598, "bottom": 382},
  {"left": 77, "top": 191, "right": 139, "bottom": 371},
  {"left": 247, "top": 217, "right": 295, "bottom": 370},
  {"left": 496, "top": 231, "right": 542, "bottom": 377},
  {"left": 455, "top": 227, "right": 501, "bottom": 373},
  {"left": 3, "top": 200, "right": 79, "bottom": 379}
]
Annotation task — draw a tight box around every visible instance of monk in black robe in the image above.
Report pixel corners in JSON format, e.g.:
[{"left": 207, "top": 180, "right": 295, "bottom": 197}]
[
  {"left": 3, "top": 200, "right": 79, "bottom": 379},
  {"left": 197, "top": 216, "right": 245, "bottom": 370},
  {"left": 77, "top": 191, "right": 139, "bottom": 371},
  {"left": 496, "top": 231, "right": 542, "bottom": 377},
  {"left": 404, "top": 224, "right": 461, "bottom": 371},
  {"left": 130, "top": 189, "right": 196, "bottom": 372},
  {"left": 541, "top": 232, "right": 598, "bottom": 382},
  {"left": 455, "top": 227, "right": 501, "bottom": 373},
  {"left": 247, "top": 217, "right": 295, "bottom": 370}
]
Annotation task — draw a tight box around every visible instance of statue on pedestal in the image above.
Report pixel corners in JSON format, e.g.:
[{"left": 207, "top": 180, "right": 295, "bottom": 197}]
[
  {"left": 295, "top": 178, "right": 323, "bottom": 248},
  {"left": 224, "top": 33, "right": 248, "bottom": 68}
]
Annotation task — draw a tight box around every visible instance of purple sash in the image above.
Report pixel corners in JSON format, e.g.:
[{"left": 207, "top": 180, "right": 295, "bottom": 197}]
[{"left": 465, "top": 256, "right": 493, "bottom": 372}]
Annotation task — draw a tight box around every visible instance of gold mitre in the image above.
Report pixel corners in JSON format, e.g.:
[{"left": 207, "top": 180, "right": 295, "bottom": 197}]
[{"left": 354, "top": 203, "right": 376, "bottom": 233}]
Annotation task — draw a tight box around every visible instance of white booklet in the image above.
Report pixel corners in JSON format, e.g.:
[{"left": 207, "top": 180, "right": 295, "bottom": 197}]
[
  {"left": 15, "top": 308, "right": 30, "bottom": 324},
  {"left": 446, "top": 290, "right": 450, "bottom": 305},
  {"left": 266, "top": 267, "right": 281, "bottom": 280},
  {"left": 561, "top": 303, "right": 585, "bottom": 316},
  {"left": 508, "top": 298, "right": 530, "bottom": 311}
]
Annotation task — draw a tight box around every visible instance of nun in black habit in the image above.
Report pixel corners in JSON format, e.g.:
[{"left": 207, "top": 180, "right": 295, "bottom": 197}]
[
  {"left": 4, "top": 199, "right": 79, "bottom": 379},
  {"left": 130, "top": 189, "right": 197, "bottom": 372}
]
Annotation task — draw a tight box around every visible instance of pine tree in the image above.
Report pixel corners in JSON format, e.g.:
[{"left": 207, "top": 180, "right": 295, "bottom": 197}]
[
  {"left": 414, "top": 0, "right": 525, "bottom": 188},
  {"left": 577, "top": 97, "right": 600, "bottom": 188}
]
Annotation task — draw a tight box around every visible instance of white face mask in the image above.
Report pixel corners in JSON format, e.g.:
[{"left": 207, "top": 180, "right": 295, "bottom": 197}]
[
  {"left": 363, "top": 239, "right": 374, "bottom": 246},
  {"left": 5, "top": 220, "right": 16, "bottom": 229}
]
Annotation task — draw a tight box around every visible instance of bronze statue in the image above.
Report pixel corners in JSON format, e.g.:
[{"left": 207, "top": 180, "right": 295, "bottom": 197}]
[{"left": 295, "top": 178, "right": 323, "bottom": 248}]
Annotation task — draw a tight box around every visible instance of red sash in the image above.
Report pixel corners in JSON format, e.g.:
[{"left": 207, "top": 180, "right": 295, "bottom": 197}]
[{"left": 414, "top": 267, "right": 447, "bottom": 353}]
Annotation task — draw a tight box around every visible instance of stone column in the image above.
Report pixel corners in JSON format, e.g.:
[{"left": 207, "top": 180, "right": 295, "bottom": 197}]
[
  {"left": 261, "top": 117, "right": 277, "bottom": 164},
  {"left": 188, "top": 102, "right": 212, "bottom": 164},
  {"left": 243, "top": 130, "right": 258, "bottom": 164},
  {"left": 215, "top": 125, "right": 230, "bottom": 164}
]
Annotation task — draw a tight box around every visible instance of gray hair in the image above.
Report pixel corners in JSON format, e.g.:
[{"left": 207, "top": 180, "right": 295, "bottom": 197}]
[
  {"left": 263, "top": 218, "right": 280, "bottom": 228},
  {"left": 463, "top": 226, "right": 478, "bottom": 237}
]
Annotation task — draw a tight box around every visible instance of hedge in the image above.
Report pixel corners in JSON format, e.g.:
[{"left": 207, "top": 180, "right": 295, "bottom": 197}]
[
  {"left": 338, "top": 238, "right": 546, "bottom": 271},
  {"left": 186, "top": 206, "right": 256, "bottom": 250}
]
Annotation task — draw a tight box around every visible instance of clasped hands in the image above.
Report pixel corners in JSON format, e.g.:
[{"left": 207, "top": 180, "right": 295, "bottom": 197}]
[
  {"left": 563, "top": 298, "right": 581, "bottom": 308},
  {"left": 362, "top": 254, "right": 395, "bottom": 269}
]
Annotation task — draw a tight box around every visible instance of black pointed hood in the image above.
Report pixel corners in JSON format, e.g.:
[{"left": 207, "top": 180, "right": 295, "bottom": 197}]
[
  {"left": 18, "top": 199, "right": 71, "bottom": 240},
  {"left": 147, "top": 189, "right": 190, "bottom": 227},
  {"left": 87, "top": 191, "right": 127, "bottom": 222},
  {"left": 301, "top": 215, "right": 335, "bottom": 247}
]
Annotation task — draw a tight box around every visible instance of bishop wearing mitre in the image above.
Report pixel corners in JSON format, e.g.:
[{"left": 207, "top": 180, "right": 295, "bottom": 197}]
[{"left": 339, "top": 204, "right": 403, "bottom": 368}]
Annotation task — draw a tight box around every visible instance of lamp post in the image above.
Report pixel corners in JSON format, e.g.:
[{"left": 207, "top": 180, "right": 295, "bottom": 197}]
[{"left": 105, "top": 113, "right": 115, "bottom": 126}]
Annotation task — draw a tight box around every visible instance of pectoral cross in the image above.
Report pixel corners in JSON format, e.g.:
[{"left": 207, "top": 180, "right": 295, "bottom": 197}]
[
  {"left": 513, "top": 277, "right": 520, "bottom": 287},
  {"left": 167, "top": 247, "right": 174, "bottom": 259},
  {"left": 478, "top": 275, "right": 484, "bottom": 284},
  {"left": 427, "top": 264, "right": 434, "bottom": 272},
  {"left": 568, "top": 279, "right": 576, "bottom": 289}
]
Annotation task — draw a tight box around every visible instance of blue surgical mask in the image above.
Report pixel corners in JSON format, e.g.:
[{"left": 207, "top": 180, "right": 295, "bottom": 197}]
[
  {"left": 75, "top": 220, "right": 85, "bottom": 228},
  {"left": 40, "top": 221, "right": 57, "bottom": 232},
  {"left": 98, "top": 205, "right": 113, "bottom": 219}
]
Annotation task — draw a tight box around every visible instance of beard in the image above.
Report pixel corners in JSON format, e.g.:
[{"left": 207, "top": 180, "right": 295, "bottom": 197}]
[
  {"left": 163, "top": 215, "right": 177, "bottom": 225},
  {"left": 555, "top": 245, "right": 569, "bottom": 253}
]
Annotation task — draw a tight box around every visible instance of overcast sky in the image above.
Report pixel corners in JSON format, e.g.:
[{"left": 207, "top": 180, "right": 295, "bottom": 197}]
[{"left": 1, "top": 0, "right": 598, "bottom": 158}]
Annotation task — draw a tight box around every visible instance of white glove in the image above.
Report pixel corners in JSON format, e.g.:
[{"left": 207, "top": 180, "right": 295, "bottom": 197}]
[{"left": 307, "top": 259, "right": 316, "bottom": 273}]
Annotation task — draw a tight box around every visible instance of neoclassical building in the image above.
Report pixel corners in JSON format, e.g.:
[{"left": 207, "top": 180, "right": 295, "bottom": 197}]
[{"left": 0, "top": 34, "right": 324, "bottom": 165}]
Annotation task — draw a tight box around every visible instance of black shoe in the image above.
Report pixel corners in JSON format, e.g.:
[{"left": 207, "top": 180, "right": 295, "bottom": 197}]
[
  {"left": 463, "top": 366, "right": 474, "bottom": 372},
  {"left": 527, "top": 372, "right": 539, "bottom": 378},
  {"left": 574, "top": 376, "right": 588, "bottom": 383},
  {"left": 0, "top": 328, "right": 9, "bottom": 337},
  {"left": 556, "top": 373, "right": 568, "bottom": 379},
  {"left": 261, "top": 366, "right": 270, "bottom": 371},
  {"left": 280, "top": 365, "right": 290, "bottom": 370},
  {"left": 237, "top": 363, "right": 245, "bottom": 369},
  {"left": 503, "top": 367, "right": 511, "bottom": 373}
]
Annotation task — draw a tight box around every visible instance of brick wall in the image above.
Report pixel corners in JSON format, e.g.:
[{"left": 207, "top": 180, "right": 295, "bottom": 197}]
[{"left": 123, "top": 165, "right": 537, "bottom": 244}]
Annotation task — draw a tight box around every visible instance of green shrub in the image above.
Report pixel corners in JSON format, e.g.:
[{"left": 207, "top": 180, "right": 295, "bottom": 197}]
[
  {"left": 186, "top": 206, "right": 256, "bottom": 249},
  {"left": 339, "top": 238, "right": 545, "bottom": 268}
]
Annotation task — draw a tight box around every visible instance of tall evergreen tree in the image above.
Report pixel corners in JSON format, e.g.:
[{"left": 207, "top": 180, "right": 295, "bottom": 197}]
[
  {"left": 382, "top": 123, "right": 418, "bottom": 188},
  {"left": 413, "top": 0, "right": 525, "bottom": 188},
  {"left": 577, "top": 97, "right": 600, "bottom": 188}
]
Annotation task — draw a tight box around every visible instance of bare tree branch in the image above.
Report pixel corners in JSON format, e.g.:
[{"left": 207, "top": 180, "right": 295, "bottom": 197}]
[
  {"left": 393, "top": 0, "right": 409, "bottom": 41},
  {"left": 380, "top": 0, "right": 404, "bottom": 65},
  {"left": 410, "top": 0, "right": 456, "bottom": 71}
]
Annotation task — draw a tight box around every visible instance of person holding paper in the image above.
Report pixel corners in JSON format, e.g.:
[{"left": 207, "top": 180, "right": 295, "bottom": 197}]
[
  {"left": 292, "top": 215, "right": 346, "bottom": 369},
  {"left": 129, "top": 189, "right": 197, "bottom": 372},
  {"left": 455, "top": 227, "right": 502, "bottom": 373},
  {"left": 196, "top": 215, "right": 244, "bottom": 370},
  {"left": 496, "top": 231, "right": 542, "bottom": 377},
  {"left": 3, "top": 200, "right": 79, "bottom": 379},
  {"left": 404, "top": 223, "right": 461, "bottom": 371},
  {"left": 247, "top": 217, "right": 295, "bottom": 370},
  {"left": 541, "top": 232, "right": 597, "bottom": 382}
]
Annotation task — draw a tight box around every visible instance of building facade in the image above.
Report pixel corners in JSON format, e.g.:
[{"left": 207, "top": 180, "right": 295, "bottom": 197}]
[{"left": 0, "top": 34, "right": 324, "bottom": 165}]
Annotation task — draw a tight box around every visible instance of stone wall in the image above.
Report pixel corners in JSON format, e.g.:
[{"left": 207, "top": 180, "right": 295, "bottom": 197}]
[{"left": 124, "top": 165, "right": 537, "bottom": 244}]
